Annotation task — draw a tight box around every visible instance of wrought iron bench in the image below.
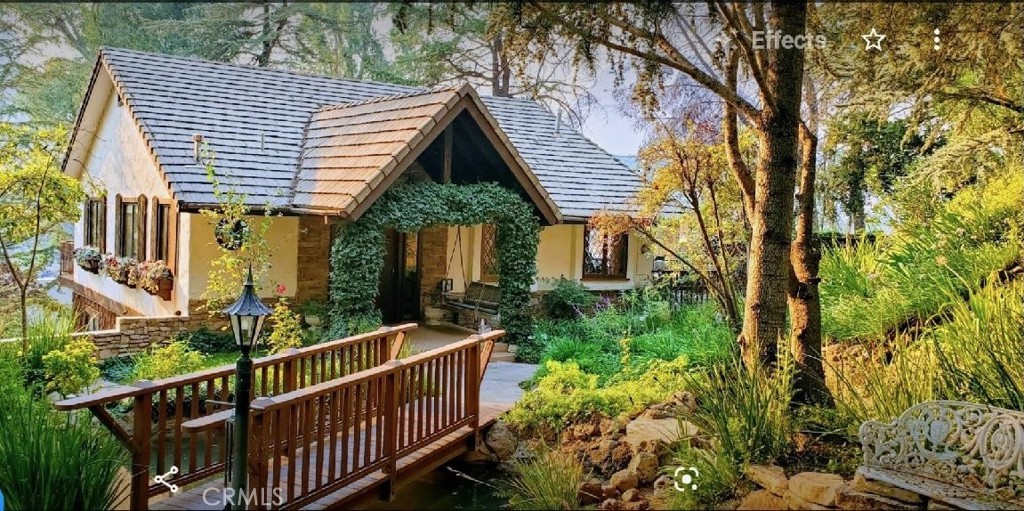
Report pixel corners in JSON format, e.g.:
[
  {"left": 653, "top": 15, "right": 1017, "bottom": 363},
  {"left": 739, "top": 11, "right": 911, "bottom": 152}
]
[
  {"left": 859, "top": 400, "right": 1024, "bottom": 510},
  {"left": 443, "top": 281, "right": 501, "bottom": 326}
]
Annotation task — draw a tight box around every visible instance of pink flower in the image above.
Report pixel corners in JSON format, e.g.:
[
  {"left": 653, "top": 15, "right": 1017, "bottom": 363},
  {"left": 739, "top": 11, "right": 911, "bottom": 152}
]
[{"left": 275, "top": 284, "right": 287, "bottom": 296}]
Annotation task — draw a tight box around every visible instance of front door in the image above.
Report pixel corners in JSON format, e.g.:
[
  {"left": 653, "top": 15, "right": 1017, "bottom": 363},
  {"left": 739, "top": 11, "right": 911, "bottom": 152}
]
[{"left": 377, "top": 230, "right": 420, "bottom": 323}]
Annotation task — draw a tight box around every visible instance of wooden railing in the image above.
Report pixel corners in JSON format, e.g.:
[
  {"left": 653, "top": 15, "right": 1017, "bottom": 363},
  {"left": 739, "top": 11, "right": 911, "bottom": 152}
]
[
  {"left": 246, "top": 331, "right": 501, "bottom": 510},
  {"left": 59, "top": 240, "right": 74, "bottom": 275},
  {"left": 53, "top": 323, "right": 415, "bottom": 510}
]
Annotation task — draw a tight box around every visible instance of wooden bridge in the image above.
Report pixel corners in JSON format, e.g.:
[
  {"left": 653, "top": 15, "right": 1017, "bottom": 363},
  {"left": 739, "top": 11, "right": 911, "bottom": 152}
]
[{"left": 56, "top": 324, "right": 506, "bottom": 510}]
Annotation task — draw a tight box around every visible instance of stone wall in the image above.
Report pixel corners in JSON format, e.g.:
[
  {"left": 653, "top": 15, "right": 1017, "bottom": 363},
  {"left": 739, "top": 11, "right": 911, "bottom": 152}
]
[
  {"left": 295, "top": 215, "right": 332, "bottom": 302},
  {"left": 740, "top": 465, "right": 941, "bottom": 510}
]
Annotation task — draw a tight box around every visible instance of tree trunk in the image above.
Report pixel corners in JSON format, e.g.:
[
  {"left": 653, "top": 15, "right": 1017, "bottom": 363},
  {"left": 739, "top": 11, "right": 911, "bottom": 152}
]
[
  {"left": 739, "top": 1, "right": 807, "bottom": 370},
  {"left": 789, "top": 128, "right": 833, "bottom": 406}
]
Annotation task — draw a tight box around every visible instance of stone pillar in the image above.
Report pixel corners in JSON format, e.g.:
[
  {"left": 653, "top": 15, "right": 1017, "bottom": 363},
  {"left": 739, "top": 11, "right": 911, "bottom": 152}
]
[
  {"left": 418, "top": 226, "right": 449, "bottom": 315},
  {"left": 295, "top": 215, "right": 332, "bottom": 302}
]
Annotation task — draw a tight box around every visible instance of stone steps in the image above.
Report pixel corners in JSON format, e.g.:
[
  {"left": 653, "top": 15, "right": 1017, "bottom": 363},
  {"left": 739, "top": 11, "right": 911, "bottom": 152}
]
[{"left": 490, "top": 352, "right": 517, "bottom": 363}]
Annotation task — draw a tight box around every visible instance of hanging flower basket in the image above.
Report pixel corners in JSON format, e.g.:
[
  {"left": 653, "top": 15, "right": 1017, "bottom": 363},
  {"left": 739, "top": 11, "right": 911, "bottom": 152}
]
[
  {"left": 73, "top": 246, "right": 102, "bottom": 273},
  {"left": 138, "top": 260, "right": 174, "bottom": 300},
  {"left": 215, "top": 219, "right": 249, "bottom": 251}
]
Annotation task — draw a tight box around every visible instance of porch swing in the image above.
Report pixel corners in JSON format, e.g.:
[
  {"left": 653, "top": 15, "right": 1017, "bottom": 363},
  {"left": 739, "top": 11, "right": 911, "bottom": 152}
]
[{"left": 440, "top": 226, "right": 502, "bottom": 328}]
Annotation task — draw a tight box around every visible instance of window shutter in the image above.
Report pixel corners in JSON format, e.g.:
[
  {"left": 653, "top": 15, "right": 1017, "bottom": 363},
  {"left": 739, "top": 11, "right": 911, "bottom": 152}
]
[
  {"left": 114, "top": 194, "right": 122, "bottom": 256},
  {"left": 83, "top": 199, "right": 92, "bottom": 246},
  {"left": 149, "top": 199, "right": 158, "bottom": 261},
  {"left": 100, "top": 196, "right": 108, "bottom": 253},
  {"left": 167, "top": 201, "right": 179, "bottom": 273},
  {"left": 137, "top": 195, "right": 148, "bottom": 261}
]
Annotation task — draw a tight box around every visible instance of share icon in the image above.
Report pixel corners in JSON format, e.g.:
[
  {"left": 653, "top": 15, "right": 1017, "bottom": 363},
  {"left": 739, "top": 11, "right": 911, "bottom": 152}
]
[{"left": 154, "top": 466, "right": 180, "bottom": 493}]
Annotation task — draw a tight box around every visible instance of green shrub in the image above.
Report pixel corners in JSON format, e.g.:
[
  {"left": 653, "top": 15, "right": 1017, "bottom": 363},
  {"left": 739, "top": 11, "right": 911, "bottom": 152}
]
[
  {"left": 130, "top": 341, "right": 206, "bottom": 382},
  {"left": 322, "top": 312, "right": 382, "bottom": 343},
  {"left": 22, "top": 311, "right": 75, "bottom": 387},
  {"left": 540, "top": 277, "right": 596, "bottom": 320},
  {"left": 0, "top": 398, "right": 128, "bottom": 510},
  {"left": 537, "top": 336, "right": 621, "bottom": 382},
  {"left": 42, "top": 337, "right": 100, "bottom": 397},
  {"left": 501, "top": 448, "right": 586, "bottom": 511},
  {"left": 175, "top": 326, "right": 235, "bottom": 354},
  {"left": 664, "top": 443, "right": 742, "bottom": 510},
  {"left": 507, "top": 357, "right": 692, "bottom": 432},
  {"left": 0, "top": 345, "right": 28, "bottom": 406},
  {"left": 98, "top": 356, "right": 136, "bottom": 384},
  {"left": 266, "top": 297, "right": 303, "bottom": 354},
  {"left": 685, "top": 354, "right": 794, "bottom": 466}
]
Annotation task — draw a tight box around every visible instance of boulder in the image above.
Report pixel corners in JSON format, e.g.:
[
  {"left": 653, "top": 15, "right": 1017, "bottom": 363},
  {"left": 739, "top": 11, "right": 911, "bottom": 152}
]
[
  {"left": 578, "top": 478, "right": 604, "bottom": 505},
  {"left": 621, "top": 489, "right": 641, "bottom": 503},
  {"left": 783, "top": 490, "right": 831, "bottom": 511},
  {"left": 573, "top": 421, "right": 601, "bottom": 440},
  {"left": 628, "top": 452, "right": 660, "bottom": 484},
  {"left": 622, "top": 499, "right": 650, "bottom": 511},
  {"left": 744, "top": 464, "right": 789, "bottom": 497},
  {"left": 927, "top": 500, "right": 959, "bottom": 510},
  {"left": 851, "top": 469, "right": 923, "bottom": 504},
  {"left": 610, "top": 469, "right": 639, "bottom": 492},
  {"left": 652, "top": 475, "right": 672, "bottom": 491},
  {"left": 624, "top": 417, "right": 698, "bottom": 455},
  {"left": 835, "top": 484, "right": 918, "bottom": 510},
  {"left": 788, "top": 472, "right": 846, "bottom": 507},
  {"left": 737, "top": 489, "right": 786, "bottom": 511},
  {"left": 484, "top": 420, "right": 517, "bottom": 461},
  {"left": 599, "top": 498, "right": 622, "bottom": 510},
  {"left": 671, "top": 391, "right": 698, "bottom": 413},
  {"left": 601, "top": 484, "right": 621, "bottom": 500}
]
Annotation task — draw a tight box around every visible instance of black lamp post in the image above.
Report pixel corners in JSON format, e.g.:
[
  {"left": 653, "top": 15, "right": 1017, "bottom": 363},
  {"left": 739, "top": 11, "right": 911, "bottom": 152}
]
[{"left": 224, "top": 264, "right": 272, "bottom": 511}]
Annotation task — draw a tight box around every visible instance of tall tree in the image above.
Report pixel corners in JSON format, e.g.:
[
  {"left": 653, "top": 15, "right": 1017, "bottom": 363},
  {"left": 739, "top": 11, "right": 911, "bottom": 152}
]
[
  {"left": 390, "top": 2, "right": 597, "bottom": 126},
  {"left": 502, "top": 3, "right": 823, "bottom": 394},
  {"left": 0, "top": 124, "right": 84, "bottom": 345}
]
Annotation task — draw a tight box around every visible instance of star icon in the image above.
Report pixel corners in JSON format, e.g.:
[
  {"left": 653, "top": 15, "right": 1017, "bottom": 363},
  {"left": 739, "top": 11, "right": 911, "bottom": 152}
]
[{"left": 862, "top": 28, "right": 886, "bottom": 51}]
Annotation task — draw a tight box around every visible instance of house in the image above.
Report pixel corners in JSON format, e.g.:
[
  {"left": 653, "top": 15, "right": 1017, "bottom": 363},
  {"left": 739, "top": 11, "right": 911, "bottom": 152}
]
[{"left": 59, "top": 48, "right": 653, "bottom": 354}]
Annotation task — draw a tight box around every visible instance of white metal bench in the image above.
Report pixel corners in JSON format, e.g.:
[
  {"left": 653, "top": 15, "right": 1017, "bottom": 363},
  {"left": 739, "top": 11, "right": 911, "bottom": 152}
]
[{"left": 859, "top": 400, "right": 1024, "bottom": 510}]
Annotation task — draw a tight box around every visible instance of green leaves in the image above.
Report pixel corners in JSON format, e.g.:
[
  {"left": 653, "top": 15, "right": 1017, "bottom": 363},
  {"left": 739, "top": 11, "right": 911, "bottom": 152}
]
[{"left": 329, "top": 181, "right": 540, "bottom": 343}]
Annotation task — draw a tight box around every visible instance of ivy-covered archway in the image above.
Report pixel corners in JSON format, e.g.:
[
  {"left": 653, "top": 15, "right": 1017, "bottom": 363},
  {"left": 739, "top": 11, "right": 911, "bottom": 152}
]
[{"left": 328, "top": 181, "right": 540, "bottom": 343}]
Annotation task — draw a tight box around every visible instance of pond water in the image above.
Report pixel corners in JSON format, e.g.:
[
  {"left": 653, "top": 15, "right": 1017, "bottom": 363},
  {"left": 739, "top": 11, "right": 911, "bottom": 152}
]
[{"left": 361, "top": 462, "right": 510, "bottom": 510}]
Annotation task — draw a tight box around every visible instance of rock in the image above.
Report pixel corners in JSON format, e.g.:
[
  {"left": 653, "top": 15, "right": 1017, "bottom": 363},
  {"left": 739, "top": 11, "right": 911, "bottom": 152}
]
[
  {"left": 622, "top": 499, "right": 650, "bottom": 511},
  {"left": 610, "top": 469, "right": 639, "bottom": 492},
  {"left": 484, "top": 420, "right": 517, "bottom": 461},
  {"left": 601, "top": 417, "right": 627, "bottom": 438},
  {"left": 599, "top": 498, "right": 622, "bottom": 510},
  {"left": 601, "top": 484, "right": 621, "bottom": 500},
  {"left": 737, "top": 489, "right": 786, "bottom": 511},
  {"left": 460, "top": 445, "right": 493, "bottom": 464},
  {"left": 744, "top": 464, "right": 789, "bottom": 497},
  {"left": 783, "top": 490, "right": 831, "bottom": 510},
  {"left": 672, "top": 391, "right": 698, "bottom": 413},
  {"left": 851, "top": 469, "right": 923, "bottom": 504},
  {"left": 835, "top": 484, "right": 918, "bottom": 510},
  {"left": 788, "top": 472, "right": 846, "bottom": 507},
  {"left": 621, "top": 489, "right": 641, "bottom": 503},
  {"left": 652, "top": 475, "right": 672, "bottom": 490},
  {"left": 628, "top": 451, "right": 660, "bottom": 484},
  {"left": 574, "top": 421, "right": 601, "bottom": 439},
  {"left": 578, "top": 478, "right": 604, "bottom": 505},
  {"left": 927, "top": 500, "right": 959, "bottom": 510},
  {"left": 624, "top": 417, "right": 698, "bottom": 455}
]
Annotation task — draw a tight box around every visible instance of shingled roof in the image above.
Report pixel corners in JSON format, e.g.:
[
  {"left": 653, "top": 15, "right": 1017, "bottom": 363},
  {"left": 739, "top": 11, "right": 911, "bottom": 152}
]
[{"left": 65, "top": 48, "right": 645, "bottom": 222}]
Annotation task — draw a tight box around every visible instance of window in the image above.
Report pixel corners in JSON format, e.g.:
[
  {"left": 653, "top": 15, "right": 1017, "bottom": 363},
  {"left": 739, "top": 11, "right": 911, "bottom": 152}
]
[
  {"left": 118, "top": 201, "right": 140, "bottom": 259},
  {"left": 154, "top": 203, "right": 171, "bottom": 262},
  {"left": 83, "top": 197, "right": 106, "bottom": 251},
  {"left": 582, "top": 226, "right": 628, "bottom": 278},
  {"left": 480, "top": 224, "right": 499, "bottom": 281}
]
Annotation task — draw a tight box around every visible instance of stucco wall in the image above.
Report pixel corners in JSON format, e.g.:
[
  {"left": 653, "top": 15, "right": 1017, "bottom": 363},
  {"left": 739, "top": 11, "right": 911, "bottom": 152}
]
[
  {"left": 444, "top": 224, "right": 654, "bottom": 293},
  {"left": 70, "top": 90, "right": 185, "bottom": 315},
  {"left": 186, "top": 213, "right": 300, "bottom": 300}
]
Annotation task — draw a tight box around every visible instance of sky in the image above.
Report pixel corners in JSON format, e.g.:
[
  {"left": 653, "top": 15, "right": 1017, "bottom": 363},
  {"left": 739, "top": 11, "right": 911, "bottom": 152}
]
[{"left": 576, "top": 69, "right": 649, "bottom": 158}]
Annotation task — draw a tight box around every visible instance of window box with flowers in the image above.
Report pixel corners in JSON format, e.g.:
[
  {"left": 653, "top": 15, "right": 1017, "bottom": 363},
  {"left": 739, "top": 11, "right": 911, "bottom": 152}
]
[
  {"left": 101, "top": 254, "right": 136, "bottom": 284},
  {"left": 137, "top": 260, "right": 174, "bottom": 300},
  {"left": 73, "top": 246, "right": 103, "bottom": 273}
]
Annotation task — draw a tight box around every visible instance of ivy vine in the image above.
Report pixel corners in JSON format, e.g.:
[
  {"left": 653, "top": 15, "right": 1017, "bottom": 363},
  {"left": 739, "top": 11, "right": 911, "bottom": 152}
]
[{"left": 329, "top": 181, "right": 540, "bottom": 343}]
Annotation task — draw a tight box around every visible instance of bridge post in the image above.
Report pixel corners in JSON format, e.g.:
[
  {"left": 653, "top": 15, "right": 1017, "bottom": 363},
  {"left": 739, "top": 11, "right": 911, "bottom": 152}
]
[
  {"left": 130, "top": 381, "right": 154, "bottom": 511},
  {"left": 466, "top": 342, "right": 481, "bottom": 451},
  {"left": 380, "top": 360, "right": 402, "bottom": 502}
]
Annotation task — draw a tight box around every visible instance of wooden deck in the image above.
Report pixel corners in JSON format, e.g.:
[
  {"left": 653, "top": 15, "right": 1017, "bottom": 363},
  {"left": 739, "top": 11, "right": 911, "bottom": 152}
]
[{"left": 151, "top": 402, "right": 507, "bottom": 510}]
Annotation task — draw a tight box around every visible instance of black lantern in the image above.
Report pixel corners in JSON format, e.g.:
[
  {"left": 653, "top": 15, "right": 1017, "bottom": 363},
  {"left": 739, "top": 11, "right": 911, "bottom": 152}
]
[
  {"left": 224, "top": 264, "right": 272, "bottom": 354},
  {"left": 223, "top": 263, "right": 271, "bottom": 510}
]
